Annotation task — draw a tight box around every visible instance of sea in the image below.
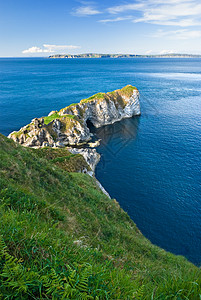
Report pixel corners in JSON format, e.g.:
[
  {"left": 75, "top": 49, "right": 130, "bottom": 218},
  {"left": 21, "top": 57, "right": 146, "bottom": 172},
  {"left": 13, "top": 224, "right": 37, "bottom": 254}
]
[{"left": 0, "top": 57, "right": 200, "bottom": 265}]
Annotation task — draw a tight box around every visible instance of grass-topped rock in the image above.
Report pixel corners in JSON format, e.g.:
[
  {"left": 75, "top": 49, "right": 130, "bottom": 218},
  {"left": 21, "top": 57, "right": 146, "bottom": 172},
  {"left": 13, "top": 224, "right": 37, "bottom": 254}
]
[{"left": 8, "top": 85, "right": 140, "bottom": 148}]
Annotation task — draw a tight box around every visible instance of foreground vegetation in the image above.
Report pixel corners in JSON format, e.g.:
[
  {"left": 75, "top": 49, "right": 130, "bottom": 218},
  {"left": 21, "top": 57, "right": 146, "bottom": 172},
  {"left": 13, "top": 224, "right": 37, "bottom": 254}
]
[{"left": 0, "top": 133, "right": 200, "bottom": 299}]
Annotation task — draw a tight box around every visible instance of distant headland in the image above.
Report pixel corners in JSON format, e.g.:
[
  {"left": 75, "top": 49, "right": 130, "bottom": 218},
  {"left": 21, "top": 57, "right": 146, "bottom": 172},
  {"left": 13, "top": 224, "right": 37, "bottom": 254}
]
[{"left": 49, "top": 53, "right": 201, "bottom": 59}]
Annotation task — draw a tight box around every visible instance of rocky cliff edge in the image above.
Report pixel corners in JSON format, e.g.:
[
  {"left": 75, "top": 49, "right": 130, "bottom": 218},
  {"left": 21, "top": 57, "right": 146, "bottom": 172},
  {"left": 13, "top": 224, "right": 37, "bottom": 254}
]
[{"left": 8, "top": 85, "right": 140, "bottom": 148}]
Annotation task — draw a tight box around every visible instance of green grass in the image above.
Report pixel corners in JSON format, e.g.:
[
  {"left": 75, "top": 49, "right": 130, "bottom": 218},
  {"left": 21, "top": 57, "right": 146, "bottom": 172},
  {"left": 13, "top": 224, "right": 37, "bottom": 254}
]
[
  {"left": 68, "top": 103, "right": 78, "bottom": 107},
  {"left": 81, "top": 93, "right": 105, "bottom": 104},
  {"left": 0, "top": 134, "right": 200, "bottom": 299},
  {"left": 43, "top": 112, "right": 63, "bottom": 124},
  {"left": 11, "top": 123, "right": 33, "bottom": 138},
  {"left": 80, "top": 86, "right": 137, "bottom": 106},
  {"left": 120, "top": 85, "right": 138, "bottom": 98},
  {"left": 65, "top": 114, "right": 77, "bottom": 119},
  {"left": 11, "top": 128, "right": 25, "bottom": 138},
  {"left": 36, "top": 147, "right": 90, "bottom": 172},
  {"left": 43, "top": 113, "right": 77, "bottom": 125}
]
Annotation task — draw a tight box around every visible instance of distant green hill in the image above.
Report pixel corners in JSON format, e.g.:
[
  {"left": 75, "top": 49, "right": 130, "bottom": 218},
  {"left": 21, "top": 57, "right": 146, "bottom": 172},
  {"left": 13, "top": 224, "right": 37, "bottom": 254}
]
[
  {"left": 49, "top": 53, "right": 201, "bottom": 59},
  {"left": 0, "top": 133, "right": 200, "bottom": 299}
]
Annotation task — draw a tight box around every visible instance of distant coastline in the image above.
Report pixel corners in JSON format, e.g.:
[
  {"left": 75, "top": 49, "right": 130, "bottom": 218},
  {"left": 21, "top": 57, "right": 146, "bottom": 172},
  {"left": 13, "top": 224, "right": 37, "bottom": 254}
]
[{"left": 49, "top": 53, "right": 201, "bottom": 59}]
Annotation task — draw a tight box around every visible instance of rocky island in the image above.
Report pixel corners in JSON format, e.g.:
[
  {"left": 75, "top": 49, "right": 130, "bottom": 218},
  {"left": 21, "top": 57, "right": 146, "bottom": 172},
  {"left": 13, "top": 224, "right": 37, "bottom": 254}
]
[
  {"left": 9, "top": 85, "right": 140, "bottom": 171},
  {"left": 9, "top": 85, "right": 140, "bottom": 148},
  {"left": 49, "top": 53, "right": 201, "bottom": 59}
]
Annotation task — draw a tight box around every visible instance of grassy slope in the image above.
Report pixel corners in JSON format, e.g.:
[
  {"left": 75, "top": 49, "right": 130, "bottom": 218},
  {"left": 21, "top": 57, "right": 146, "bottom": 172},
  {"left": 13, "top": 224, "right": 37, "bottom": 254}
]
[{"left": 0, "top": 133, "right": 200, "bottom": 299}]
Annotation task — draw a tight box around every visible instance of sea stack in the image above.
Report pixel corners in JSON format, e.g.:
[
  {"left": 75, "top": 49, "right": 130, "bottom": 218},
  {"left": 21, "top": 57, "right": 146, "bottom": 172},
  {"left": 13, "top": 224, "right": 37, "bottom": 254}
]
[{"left": 8, "top": 85, "right": 140, "bottom": 148}]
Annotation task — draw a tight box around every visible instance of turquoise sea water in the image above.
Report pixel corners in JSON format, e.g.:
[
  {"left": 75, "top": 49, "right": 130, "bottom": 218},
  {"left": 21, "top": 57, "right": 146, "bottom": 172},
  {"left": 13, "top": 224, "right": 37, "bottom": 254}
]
[{"left": 0, "top": 58, "right": 200, "bottom": 265}]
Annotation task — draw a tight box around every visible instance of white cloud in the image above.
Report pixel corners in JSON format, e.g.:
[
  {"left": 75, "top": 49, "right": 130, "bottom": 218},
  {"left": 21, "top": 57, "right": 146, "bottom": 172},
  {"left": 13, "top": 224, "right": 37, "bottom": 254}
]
[
  {"left": 22, "top": 46, "right": 49, "bottom": 54},
  {"left": 145, "top": 50, "right": 153, "bottom": 54},
  {"left": 107, "top": 0, "right": 201, "bottom": 27},
  {"left": 159, "top": 49, "right": 175, "bottom": 54},
  {"left": 153, "top": 29, "right": 201, "bottom": 39},
  {"left": 73, "top": 5, "right": 101, "bottom": 16},
  {"left": 22, "top": 44, "right": 80, "bottom": 54},
  {"left": 107, "top": 3, "right": 144, "bottom": 14},
  {"left": 99, "top": 16, "right": 132, "bottom": 23},
  {"left": 132, "top": 17, "right": 201, "bottom": 27},
  {"left": 43, "top": 44, "right": 80, "bottom": 51}
]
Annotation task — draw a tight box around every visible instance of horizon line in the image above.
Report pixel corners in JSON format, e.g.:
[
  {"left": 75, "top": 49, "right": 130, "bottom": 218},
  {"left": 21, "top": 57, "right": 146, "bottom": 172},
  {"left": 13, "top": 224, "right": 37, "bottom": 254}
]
[{"left": 1, "top": 52, "right": 201, "bottom": 58}]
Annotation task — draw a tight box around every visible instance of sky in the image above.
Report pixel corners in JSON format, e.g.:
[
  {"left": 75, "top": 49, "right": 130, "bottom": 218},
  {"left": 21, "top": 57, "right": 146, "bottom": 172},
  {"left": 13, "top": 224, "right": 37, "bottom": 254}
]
[{"left": 1, "top": 0, "right": 201, "bottom": 57}]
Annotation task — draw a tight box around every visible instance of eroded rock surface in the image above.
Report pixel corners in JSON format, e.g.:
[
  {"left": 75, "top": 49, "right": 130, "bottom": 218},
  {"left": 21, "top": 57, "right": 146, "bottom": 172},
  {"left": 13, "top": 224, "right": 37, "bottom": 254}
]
[
  {"left": 8, "top": 85, "right": 140, "bottom": 148},
  {"left": 68, "top": 147, "right": 100, "bottom": 173}
]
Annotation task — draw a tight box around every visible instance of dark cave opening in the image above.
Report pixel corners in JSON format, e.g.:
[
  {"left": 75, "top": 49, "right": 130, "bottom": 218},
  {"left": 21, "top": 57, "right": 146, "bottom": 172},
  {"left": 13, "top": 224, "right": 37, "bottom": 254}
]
[{"left": 86, "top": 119, "right": 96, "bottom": 133}]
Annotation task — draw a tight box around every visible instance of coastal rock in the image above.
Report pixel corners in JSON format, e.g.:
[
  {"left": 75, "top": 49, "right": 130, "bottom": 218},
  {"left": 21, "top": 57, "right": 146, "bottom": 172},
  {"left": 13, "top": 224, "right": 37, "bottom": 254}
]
[
  {"left": 9, "top": 117, "right": 91, "bottom": 147},
  {"left": 95, "top": 179, "right": 111, "bottom": 199},
  {"left": 88, "top": 139, "right": 101, "bottom": 148},
  {"left": 67, "top": 146, "right": 110, "bottom": 198},
  {"left": 61, "top": 85, "right": 140, "bottom": 128},
  {"left": 7, "top": 85, "right": 140, "bottom": 201},
  {"left": 8, "top": 85, "right": 140, "bottom": 148},
  {"left": 68, "top": 147, "right": 100, "bottom": 173}
]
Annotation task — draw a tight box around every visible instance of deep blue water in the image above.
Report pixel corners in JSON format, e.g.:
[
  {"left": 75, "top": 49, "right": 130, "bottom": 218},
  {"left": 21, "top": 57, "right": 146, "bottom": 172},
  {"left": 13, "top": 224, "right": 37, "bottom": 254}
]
[{"left": 0, "top": 57, "right": 201, "bottom": 265}]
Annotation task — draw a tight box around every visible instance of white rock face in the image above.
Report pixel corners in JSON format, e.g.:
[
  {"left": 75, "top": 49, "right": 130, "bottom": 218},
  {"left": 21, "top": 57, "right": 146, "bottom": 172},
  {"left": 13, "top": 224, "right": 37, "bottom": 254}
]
[
  {"left": 68, "top": 147, "right": 100, "bottom": 173},
  {"left": 8, "top": 86, "right": 140, "bottom": 199},
  {"left": 52, "top": 118, "right": 91, "bottom": 146},
  {"left": 62, "top": 89, "right": 140, "bottom": 128},
  {"left": 68, "top": 147, "right": 110, "bottom": 198},
  {"left": 8, "top": 117, "right": 91, "bottom": 148},
  {"left": 95, "top": 179, "right": 111, "bottom": 199},
  {"left": 8, "top": 85, "right": 140, "bottom": 148}
]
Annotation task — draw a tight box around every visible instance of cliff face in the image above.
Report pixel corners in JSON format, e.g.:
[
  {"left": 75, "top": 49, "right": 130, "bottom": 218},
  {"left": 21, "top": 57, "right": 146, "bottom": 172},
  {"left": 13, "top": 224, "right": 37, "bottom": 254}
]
[{"left": 8, "top": 85, "right": 140, "bottom": 148}]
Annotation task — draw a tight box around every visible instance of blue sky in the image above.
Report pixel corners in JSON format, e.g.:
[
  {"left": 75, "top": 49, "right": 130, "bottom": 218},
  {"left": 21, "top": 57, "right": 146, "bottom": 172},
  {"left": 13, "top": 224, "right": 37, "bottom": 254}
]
[{"left": 1, "top": 0, "right": 201, "bottom": 56}]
